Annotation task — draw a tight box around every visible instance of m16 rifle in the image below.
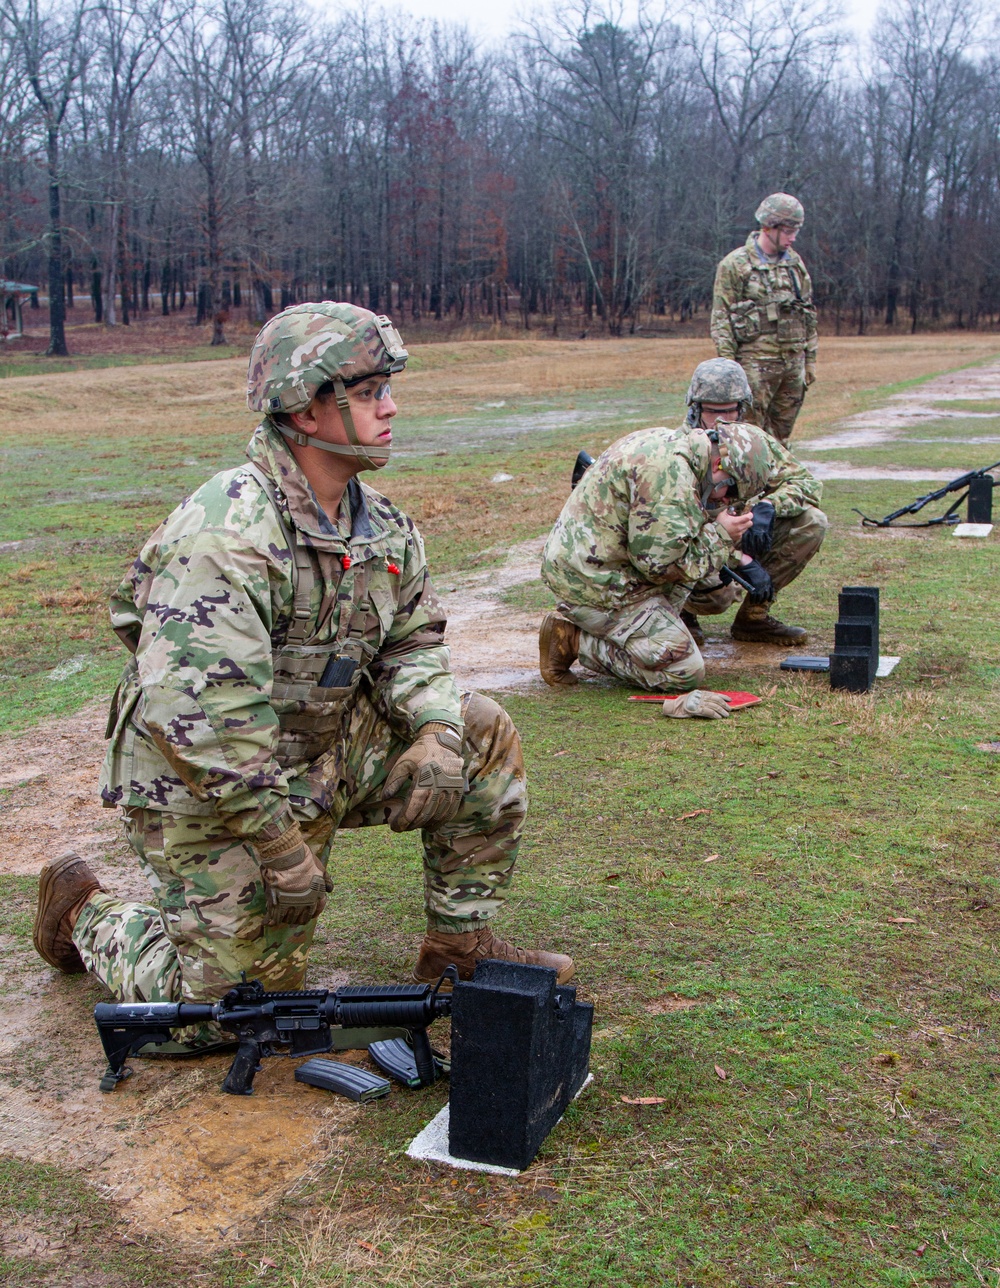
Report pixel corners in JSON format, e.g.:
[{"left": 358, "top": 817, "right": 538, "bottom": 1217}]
[
  {"left": 94, "top": 972, "right": 455, "bottom": 1095},
  {"left": 855, "top": 460, "right": 1000, "bottom": 528}
]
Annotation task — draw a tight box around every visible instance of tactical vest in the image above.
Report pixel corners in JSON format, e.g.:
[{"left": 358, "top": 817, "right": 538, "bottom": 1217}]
[
  {"left": 241, "top": 464, "right": 378, "bottom": 769},
  {"left": 730, "top": 250, "right": 811, "bottom": 348}
]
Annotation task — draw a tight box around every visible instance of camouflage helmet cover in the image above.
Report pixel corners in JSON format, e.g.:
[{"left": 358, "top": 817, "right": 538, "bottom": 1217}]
[
  {"left": 755, "top": 192, "right": 805, "bottom": 228},
  {"left": 686, "top": 358, "right": 753, "bottom": 410},
  {"left": 712, "top": 422, "right": 773, "bottom": 502},
  {"left": 247, "top": 301, "right": 408, "bottom": 416}
]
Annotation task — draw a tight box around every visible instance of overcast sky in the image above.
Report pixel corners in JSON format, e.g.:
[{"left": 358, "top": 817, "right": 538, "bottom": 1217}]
[{"left": 311, "top": 0, "right": 884, "bottom": 45}]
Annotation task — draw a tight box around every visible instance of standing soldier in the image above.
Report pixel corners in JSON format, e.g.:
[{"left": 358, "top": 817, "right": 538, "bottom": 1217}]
[
  {"left": 711, "top": 193, "right": 817, "bottom": 444},
  {"left": 33, "top": 302, "right": 572, "bottom": 1041}
]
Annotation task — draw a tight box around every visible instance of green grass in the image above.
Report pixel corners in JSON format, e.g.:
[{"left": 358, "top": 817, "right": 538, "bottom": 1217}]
[{"left": 3, "top": 344, "right": 1000, "bottom": 1283}]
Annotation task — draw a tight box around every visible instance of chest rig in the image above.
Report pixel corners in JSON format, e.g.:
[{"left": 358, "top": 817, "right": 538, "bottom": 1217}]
[
  {"left": 243, "top": 464, "right": 381, "bottom": 769},
  {"left": 746, "top": 250, "right": 809, "bottom": 344}
]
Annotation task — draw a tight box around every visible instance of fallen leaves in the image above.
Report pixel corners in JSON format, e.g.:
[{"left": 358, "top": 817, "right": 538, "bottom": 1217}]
[
  {"left": 888, "top": 917, "right": 917, "bottom": 924},
  {"left": 714, "top": 1065, "right": 727, "bottom": 1080},
  {"left": 621, "top": 1096, "right": 667, "bottom": 1105},
  {"left": 704, "top": 853, "right": 720, "bottom": 863},
  {"left": 357, "top": 1241, "right": 382, "bottom": 1256},
  {"left": 603, "top": 873, "right": 621, "bottom": 882},
  {"left": 675, "top": 808, "right": 711, "bottom": 822}
]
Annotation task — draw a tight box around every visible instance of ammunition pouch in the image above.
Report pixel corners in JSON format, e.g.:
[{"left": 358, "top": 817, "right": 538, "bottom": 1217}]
[
  {"left": 730, "top": 300, "right": 761, "bottom": 343},
  {"left": 777, "top": 301, "right": 808, "bottom": 345}
]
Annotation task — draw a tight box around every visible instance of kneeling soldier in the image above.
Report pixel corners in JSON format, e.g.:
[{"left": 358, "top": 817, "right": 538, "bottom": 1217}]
[
  {"left": 34, "top": 302, "right": 572, "bottom": 1034},
  {"left": 538, "top": 359, "right": 827, "bottom": 708}
]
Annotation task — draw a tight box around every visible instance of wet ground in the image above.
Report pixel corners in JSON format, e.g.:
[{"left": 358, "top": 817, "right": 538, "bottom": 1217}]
[
  {"left": 796, "top": 356, "right": 1000, "bottom": 479},
  {"left": 3, "top": 346, "right": 1000, "bottom": 1250}
]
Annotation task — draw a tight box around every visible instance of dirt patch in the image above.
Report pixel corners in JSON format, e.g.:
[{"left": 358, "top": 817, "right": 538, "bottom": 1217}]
[
  {"left": 0, "top": 704, "right": 125, "bottom": 879},
  {"left": 801, "top": 462, "right": 963, "bottom": 482},
  {"left": 797, "top": 356, "right": 1000, "bottom": 453},
  {"left": 0, "top": 1025, "right": 358, "bottom": 1246},
  {"left": 644, "top": 995, "right": 705, "bottom": 1014}
]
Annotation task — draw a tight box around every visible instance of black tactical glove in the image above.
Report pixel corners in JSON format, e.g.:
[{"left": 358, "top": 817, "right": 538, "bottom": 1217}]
[
  {"left": 736, "top": 558, "right": 773, "bottom": 604},
  {"left": 741, "top": 500, "right": 776, "bottom": 559}
]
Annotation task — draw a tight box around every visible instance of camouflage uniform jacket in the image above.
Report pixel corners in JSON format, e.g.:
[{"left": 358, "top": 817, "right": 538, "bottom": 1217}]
[
  {"left": 711, "top": 233, "right": 818, "bottom": 362},
  {"left": 100, "top": 424, "right": 461, "bottom": 838},
  {"left": 540, "top": 425, "right": 822, "bottom": 614}
]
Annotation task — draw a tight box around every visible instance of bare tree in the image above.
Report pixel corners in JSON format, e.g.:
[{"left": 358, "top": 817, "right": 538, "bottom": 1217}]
[
  {"left": 688, "top": 0, "right": 843, "bottom": 250},
  {"left": 83, "top": 0, "right": 170, "bottom": 325},
  {"left": 164, "top": 1, "right": 235, "bottom": 344},
  {"left": 869, "top": 0, "right": 983, "bottom": 326},
  {"left": 0, "top": 0, "right": 89, "bottom": 354}
]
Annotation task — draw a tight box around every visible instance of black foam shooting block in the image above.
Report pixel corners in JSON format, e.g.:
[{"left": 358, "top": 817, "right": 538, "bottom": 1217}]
[
  {"left": 967, "top": 475, "right": 994, "bottom": 524},
  {"left": 448, "top": 961, "right": 592, "bottom": 1172},
  {"left": 831, "top": 585, "right": 879, "bottom": 690},
  {"left": 830, "top": 647, "right": 872, "bottom": 693},
  {"left": 834, "top": 621, "right": 875, "bottom": 650},
  {"left": 839, "top": 585, "right": 879, "bottom": 633}
]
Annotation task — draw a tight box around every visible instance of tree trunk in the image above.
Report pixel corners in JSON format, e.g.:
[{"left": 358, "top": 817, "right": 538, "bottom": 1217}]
[{"left": 45, "top": 126, "right": 68, "bottom": 356}]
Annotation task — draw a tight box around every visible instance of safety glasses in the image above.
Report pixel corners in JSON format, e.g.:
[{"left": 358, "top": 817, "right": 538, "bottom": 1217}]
[{"left": 345, "top": 377, "right": 393, "bottom": 400}]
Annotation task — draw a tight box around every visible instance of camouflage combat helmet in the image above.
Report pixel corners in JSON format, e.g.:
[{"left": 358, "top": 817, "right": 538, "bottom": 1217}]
[
  {"left": 247, "top": 302, "right": 408, "bottom": 470},
  {"left": 709, "top": 422, "right": 773, "bottom": 504},
  {"left": 755, "top": 192, "right": 804, "bottom": 229},
  {"left": 685, "top": 358, "right": 753, "bottom": 426}
]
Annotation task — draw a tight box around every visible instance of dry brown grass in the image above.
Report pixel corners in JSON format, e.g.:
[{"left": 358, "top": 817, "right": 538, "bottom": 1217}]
[{"left": 4, "top": 332, "right": 999, "bottom": 448}]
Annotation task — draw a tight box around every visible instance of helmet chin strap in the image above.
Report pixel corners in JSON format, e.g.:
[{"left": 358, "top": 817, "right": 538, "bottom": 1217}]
[{"left": 271, "top": 375, "right": 390, "bottom": 471}]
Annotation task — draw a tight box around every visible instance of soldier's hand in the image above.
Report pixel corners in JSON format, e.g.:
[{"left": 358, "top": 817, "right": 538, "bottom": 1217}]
[
  {"left": 805, "top": 362, "right": 816, "bottom": 387},
  {"left": 739, "top": 558, "right": 774, "bottom": 604},
  {"left": 383, "top": 724, "right": 465, "bottom": 832},
  {"left": 255, "top": 823, "right": 327, "bottom": 926},
  {"left": 716, "top": 509, "right": 754, "bottom": 542},
  {"left": 661, "top": 690, "right": 732, "bottom": 720}
]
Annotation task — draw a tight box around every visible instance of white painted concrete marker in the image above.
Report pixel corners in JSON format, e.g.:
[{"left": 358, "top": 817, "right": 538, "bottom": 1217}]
[
  {"left": 407, "top": 1075, "right": 595, "bottom": 1175},
  {"left": 876, "top": 657, "right": 901, "bottom": 678},
  {"left": 953, "top": 522, "right": 994, "bottom": 538}
]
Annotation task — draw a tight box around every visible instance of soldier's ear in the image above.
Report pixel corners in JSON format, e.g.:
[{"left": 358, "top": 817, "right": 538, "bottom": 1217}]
[{"left": 287, "top": 406, "right": 318, "bottom": 435}]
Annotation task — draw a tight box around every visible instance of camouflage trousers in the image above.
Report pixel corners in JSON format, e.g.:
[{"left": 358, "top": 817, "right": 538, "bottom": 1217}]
[
  {"left": 559, "top": 505, "right": 827, "bottom": 693},
  {"left": 72, "top": 691, "right": 526, "bottom": 1009},
  {"left": 739, "top": 352, "right": 807, "bottom": 443}
]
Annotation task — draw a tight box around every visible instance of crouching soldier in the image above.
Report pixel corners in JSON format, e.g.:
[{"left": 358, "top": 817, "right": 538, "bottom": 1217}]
[
  {"left": 537, "top": 359, "right": 827, "bottom": 712},
  {"left": 33, "top": 302, "right": 572, "bottom": 1035}
]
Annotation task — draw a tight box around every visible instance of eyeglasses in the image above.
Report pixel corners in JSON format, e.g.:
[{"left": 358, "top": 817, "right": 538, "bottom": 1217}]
[{"left": 347, "top": 379, "right": 393, "bottom": 401}]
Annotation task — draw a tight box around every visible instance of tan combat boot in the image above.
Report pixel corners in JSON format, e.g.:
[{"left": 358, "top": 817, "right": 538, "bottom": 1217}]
[
  {"left": 680, "top": 609, "right": 704, "bottom": 647},
  {"left": 731, "top": 599, "right": 807, "bottom": 645},
  {"left": 33, "top": 851, "right": 103, "bottom": 972},
  {"left": 414, "top": 926, "right": 575, "bottom": 985},
  {"left": 538, "top": 613, "right": 581, "bottom": 686}
]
